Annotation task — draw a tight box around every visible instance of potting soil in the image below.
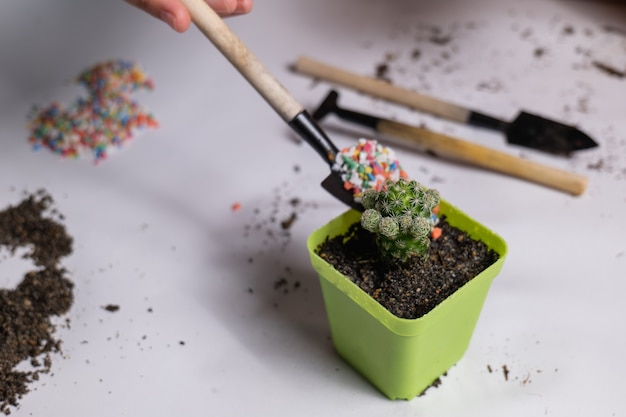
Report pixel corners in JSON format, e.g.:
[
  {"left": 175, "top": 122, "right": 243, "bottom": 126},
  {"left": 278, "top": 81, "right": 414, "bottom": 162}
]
[{"left": 316, "top": 216, "right": 499, "bottom": 319}]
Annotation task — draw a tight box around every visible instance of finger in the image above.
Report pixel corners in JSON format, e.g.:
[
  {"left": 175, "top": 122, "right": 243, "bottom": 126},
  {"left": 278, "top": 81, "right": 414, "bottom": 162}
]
[
  {"left": 205, "top": 0, "right": 237, "bottom": 15},
  {"left": 232, "top": 0, "right": 253, "bottom": 15},
  {"left": 125, "top": 0, "right": 191, "bottom": 32}
]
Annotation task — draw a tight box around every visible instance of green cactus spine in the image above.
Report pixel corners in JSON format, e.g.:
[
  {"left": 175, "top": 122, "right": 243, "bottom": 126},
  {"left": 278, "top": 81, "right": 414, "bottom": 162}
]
[{"left": 360, "top": 178, "right": 440, "bottom": 263}]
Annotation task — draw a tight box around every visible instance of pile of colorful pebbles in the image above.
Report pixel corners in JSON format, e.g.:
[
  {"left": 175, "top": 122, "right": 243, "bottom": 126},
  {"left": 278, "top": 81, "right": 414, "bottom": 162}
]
[
  {"left": 28, "top": 60, "right": 158, "bottom": 163},
  {"left": 333, "top": 138, "right": 408, "bottom": 201}
]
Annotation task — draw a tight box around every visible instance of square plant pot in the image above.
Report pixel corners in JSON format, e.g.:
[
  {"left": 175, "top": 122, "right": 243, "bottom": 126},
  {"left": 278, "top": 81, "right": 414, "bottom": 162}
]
[{"left": 307, "top": 199, "right": 507, "bottom": 400}]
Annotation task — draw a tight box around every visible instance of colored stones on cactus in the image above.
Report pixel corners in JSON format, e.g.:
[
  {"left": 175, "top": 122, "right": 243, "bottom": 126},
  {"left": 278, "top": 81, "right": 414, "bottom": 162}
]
[{"left": 333, "top": 139, "right": 408, "bottom": 201}]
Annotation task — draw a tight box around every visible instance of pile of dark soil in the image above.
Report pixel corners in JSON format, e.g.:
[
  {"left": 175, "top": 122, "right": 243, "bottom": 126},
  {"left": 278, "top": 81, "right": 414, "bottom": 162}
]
[
  {"left": 315, "top": 216, "right": 498, "bottom": 319},
  {"left": 0, "top": 190, "right": 74, "bottom": 415}
]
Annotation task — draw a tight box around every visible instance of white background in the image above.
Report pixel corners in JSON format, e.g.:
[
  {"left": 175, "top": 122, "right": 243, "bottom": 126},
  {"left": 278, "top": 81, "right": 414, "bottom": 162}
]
[{"left": 1, "top": 0, "right": 625, "bottom": 415}]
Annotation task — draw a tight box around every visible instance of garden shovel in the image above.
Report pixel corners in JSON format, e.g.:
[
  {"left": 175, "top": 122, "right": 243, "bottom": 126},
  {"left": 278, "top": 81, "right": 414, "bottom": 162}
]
[
  {"left": 294, "top": 56, "right": 599, "bottom": 156},
  {"left": 313, "top": 90, "right": 588, "bottom": 196},
  {"left": 178, "top": 0, "right": 362, "bottom": 211}
]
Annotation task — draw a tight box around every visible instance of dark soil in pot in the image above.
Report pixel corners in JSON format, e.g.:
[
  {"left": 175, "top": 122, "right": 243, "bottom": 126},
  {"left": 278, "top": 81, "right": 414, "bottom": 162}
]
[{"left": 315, "top": 216, "right": 499, "bottom": 319}]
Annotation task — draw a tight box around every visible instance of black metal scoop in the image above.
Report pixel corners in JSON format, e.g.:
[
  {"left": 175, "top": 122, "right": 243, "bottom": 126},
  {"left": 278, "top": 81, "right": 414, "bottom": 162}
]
[
  {"left": 467, "top": 110, "right": 599, "bottom": 156},
  {"left": 289, "top": 112, "right": 364, "bottom": 212}
]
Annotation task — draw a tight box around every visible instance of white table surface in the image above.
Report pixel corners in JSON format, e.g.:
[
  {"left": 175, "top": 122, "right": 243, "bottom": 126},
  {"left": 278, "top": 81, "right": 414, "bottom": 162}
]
[{"left": 1, "top": 0, "right": 625, "bottom": 415}]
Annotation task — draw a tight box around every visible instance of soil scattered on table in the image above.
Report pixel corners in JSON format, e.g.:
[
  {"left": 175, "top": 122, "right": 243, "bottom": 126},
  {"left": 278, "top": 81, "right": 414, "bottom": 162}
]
[
  {"left": 603, "top": 24, "right": 626, "bottom": 36},
  {"left": 240, "top": 172, "right": 319, "bottom": 299},
  {"left": 315, "top": 216, "right": 498, "bottom": 319},
  {"left": 0, "top": 190, "right": 74, "bottom": 415},
  {"left": 361, "top": 11, "right": 626, "bottom": 181},
  {"left": 591, "top": 61, "right": 625, "bottom": 78},
  {"left": 502, "top": 364, "right": 510, "bottom": 381},
  {"left": 242, "top": 178, "right": 316, "bottom": 254},
  {"left": 419, "top": 371, "right": 448, "bottom": 397}
]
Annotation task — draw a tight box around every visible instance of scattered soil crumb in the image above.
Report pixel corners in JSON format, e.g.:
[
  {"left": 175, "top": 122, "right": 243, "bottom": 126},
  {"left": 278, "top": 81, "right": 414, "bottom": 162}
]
[
  {"left": 375, "top": 63, "right": 392, "bottom": 83},
  {"left": 103, "top": 304, "right": 120, "bottom": 312},
  {"left": 603, "top": 24, "right": 626, "bottom": 36},
  {"left": 429, "top": 34, "right": 452, "bottom": 45},
  {"left": 280, "top": 213, "right": 298, "bottom": 230},
  {"left": 520, "top": 28, "right": 533, "bottom": 39},
  {"left": 592, "top": 61, "right": 625, "bottom": 78},
  {"left": 273, "top": 278, "right": 288, "bottom": 290},
  {"left": 587, "top": 159, "right": 605, "bottom": 170},
  {"left": 419, "top": 371, "right": 448, "bottom": 396},
  {"left": 477, "top": 78, "right": 503, "bottom": 92}
]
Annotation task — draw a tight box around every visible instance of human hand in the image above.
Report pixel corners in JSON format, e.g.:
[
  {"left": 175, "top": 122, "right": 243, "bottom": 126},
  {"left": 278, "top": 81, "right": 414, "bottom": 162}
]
[{"left": 125, "top": 0, "right": 253, "bottom": 33}]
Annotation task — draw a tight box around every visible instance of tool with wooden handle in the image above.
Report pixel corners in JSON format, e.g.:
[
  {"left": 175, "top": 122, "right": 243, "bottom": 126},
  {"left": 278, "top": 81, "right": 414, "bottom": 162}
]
[
  {"left": 178, "top": 0, "right": 362, "bottom": 211},
  {"left": 313, "top": 90, "right": 588, "bottom": 196},
  {"left": 294, "top": 56, "right": 598, "bottom": 156}
]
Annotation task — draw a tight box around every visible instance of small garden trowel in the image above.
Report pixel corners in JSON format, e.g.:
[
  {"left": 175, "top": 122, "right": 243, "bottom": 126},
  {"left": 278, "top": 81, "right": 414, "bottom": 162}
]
[
  {"left": 178, "top": 0, "right": 362, "bottom": 211},
  {"left": 312, "top": 90, "right": 588, "bottom": 196},
  {"left": 294, "top": 56, "right": 598, "bottom": 156}
]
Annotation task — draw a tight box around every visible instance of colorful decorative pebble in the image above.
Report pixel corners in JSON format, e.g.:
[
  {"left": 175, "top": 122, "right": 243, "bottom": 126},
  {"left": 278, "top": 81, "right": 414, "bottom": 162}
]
[
  {"left": 332, "top": 138, "right": 408, "bottom": 201},
  {"left": 27, "top": 60, "right": 158, "bottom": 163}
]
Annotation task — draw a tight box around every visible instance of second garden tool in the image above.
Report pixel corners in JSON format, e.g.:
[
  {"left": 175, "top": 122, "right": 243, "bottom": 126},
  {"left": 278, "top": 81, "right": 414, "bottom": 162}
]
[
  {"left": 313, "top": 90, "right": 588, "bottom": 196},
  {"left": 295, "top": 56, "right": 598, "bottom": 156}
]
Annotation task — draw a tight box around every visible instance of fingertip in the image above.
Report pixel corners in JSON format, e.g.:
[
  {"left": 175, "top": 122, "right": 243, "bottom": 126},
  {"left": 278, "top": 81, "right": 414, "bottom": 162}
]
[
  {"left": 160, "top": 3, "right": 191, "bottom": 32},
  {"left": 207, "top": 0, "right": 237, "bottom": 15},
  {"left": 236, "top": 0, "right": 253, "bottom": 14},
  {"left": 173, "top": 8, "right": 192, "bottom": 32}
]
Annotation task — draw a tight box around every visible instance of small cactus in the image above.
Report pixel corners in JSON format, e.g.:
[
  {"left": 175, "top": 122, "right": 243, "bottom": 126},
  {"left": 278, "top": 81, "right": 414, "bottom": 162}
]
[{"left": 360, "top": 178, "right": 440, "bottom": 263}]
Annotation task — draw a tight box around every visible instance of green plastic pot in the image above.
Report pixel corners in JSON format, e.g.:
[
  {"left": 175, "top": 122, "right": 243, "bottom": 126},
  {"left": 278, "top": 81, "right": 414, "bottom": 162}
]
[{"left": 307, "top": 199, "right": 507, "bottom": 400}]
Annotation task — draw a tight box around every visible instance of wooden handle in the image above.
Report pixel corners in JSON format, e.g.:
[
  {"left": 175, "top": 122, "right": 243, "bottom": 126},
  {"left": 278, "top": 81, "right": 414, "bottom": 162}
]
[
  {"left": 180, "top": 0, "right": 302, "bottom": 121},
  {"left": 377, "top": 119, "right": 588, "bottom": 195},
  {"left": 294, "top": 56, "right": 470, "bottom": 123}
]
